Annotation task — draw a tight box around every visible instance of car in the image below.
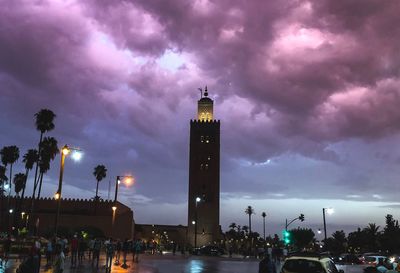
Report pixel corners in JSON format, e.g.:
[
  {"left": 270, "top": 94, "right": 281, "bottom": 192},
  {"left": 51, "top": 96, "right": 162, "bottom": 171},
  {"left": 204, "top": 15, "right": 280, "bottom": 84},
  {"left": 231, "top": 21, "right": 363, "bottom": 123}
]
[
  {"left": 192, "top": 245, "right": 225, "bottom": 256},
  {"left": 281, "top": 252, "right": 344, "bottom": 273},
  {"left": 334, "top": 253, "right": 363, "bottom": 265},
  {"left": 363, "top": 255, "right": 387, "bottom": 266}
]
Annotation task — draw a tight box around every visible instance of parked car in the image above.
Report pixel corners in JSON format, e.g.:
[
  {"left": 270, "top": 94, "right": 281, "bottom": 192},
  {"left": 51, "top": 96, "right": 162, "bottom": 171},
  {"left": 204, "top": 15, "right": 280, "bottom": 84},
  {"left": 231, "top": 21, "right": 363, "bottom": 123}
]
[
  {"left": 192, "top": 245, "right": 225, "bottom": 256},
  {"left": 281, "top": 252, "right": 344, "bottom": 273},
  {"left": 363, "top": 255, "right": 387, "bottom": 266},
  {"left": 334, "top": 253, "right": 363, "bottom": 265}
]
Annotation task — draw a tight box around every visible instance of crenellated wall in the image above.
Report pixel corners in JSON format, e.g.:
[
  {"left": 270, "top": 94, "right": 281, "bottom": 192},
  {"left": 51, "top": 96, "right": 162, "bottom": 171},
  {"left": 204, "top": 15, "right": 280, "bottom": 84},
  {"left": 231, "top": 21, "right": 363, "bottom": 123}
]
[{"left": 1, "top": 196, "right": 134, "bottom": 239}]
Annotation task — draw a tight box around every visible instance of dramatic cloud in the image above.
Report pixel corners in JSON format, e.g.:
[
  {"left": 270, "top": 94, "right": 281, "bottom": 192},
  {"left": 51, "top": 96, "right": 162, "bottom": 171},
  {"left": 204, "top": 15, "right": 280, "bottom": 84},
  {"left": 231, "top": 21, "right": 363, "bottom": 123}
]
[{"left": 1, "top": 0, "right": 400, "bottom": 234}]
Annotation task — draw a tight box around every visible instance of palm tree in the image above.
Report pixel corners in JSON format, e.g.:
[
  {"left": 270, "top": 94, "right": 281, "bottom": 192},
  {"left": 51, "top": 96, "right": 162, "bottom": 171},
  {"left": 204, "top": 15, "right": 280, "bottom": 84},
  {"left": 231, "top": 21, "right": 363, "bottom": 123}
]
[
  {"left": 245, "top": 205, "right": 255, "bottom": 234},
  {"left": 32, "top": 109, "right": 56, "bottom": 199},
  {"left": 36, "top": 137, "right": 59, "bottom": 198},
  {"left": 229, "top": 222, "right": 237, "bottom": 231},
  {"left": 13, "top": 173, "right": 26, "bottom": 197},
  {"left": 13, "top": 172, "right": 26, "bottom": 229},
  {"left": 242, "top": 225, "right": 249, "bottom": 235},
  {"left": 261, "top": 212, "right": 267, "bottom": 240},
  {"left": 0, "top": 165, "right": 8, "bottom": 229},
  {"left": 0, "top": 165, "right": 7, "bottom": 196},
  {"left": 0, "top": 145, "right": 20, "bottom": 197},
  {"left": 364, "top": 223, "right": 380, "bottom": 251},
  {"left": 93, "top": 165, "right": 107, "bottom": 199},
  {"left": 22, "top": 149, "right": 38, "bottom": 201}
]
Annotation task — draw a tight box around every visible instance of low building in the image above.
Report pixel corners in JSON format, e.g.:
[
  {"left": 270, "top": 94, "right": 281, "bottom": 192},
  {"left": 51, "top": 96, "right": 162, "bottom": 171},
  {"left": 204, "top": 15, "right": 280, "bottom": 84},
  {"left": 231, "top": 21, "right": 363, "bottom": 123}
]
[
  {"left": 1, "top": 196, "right": 134, "bottom": 239},
  {"left": 135, "top": 224, "right": 187, "bottom": 247}
]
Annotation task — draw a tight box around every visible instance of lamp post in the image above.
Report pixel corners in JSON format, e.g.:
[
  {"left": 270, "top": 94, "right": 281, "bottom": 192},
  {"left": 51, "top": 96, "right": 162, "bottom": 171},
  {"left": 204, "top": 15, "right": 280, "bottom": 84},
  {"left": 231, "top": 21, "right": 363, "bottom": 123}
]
[
  {"left": 112, "top": 175, "right": 133, "bottom": 236},
  {"left": 194, "top": 196, "right": 201, "bottom": 248},
  {"left": 54, "top": 145, "right": 82, "bottom": 237},
  {"left": 322, "top": 208, "right": 334, "bottom": 246}
]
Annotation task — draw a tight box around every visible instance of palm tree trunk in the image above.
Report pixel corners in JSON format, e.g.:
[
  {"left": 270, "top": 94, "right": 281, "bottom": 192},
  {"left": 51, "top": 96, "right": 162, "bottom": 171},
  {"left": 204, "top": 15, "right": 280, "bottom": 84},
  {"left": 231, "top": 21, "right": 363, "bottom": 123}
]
[
  {"left": 32, "top": 133, "right": 43, "bottom": 199},
  {"left": 94, "top": 180, "right": 100, "bottom": 214},
  {"left": 249, "top": 214, "right": 252, "bottom": 234},
  {"left": 37, "top": 172, "right": 44, "bottom": 199},
  {"left": 16, "top": 169, "right": 29, "bottom": 229},
  {"left": 95, "top": 180, "right": 99, "bottom": 198},
  {"left": 0, "top": 166, "right": 6, "bottom": 232},
  {"left": 29, "top": 132, "right": 43, "bottom": 230},
  {"left": 6, "top": 164, "right": 13, "bottom": 231},
  {"left": 263, "top": 218, "right": 265, "bottom": 241},
  {"left": 8, "top": 163, "right": 13, "bottom": 197}
]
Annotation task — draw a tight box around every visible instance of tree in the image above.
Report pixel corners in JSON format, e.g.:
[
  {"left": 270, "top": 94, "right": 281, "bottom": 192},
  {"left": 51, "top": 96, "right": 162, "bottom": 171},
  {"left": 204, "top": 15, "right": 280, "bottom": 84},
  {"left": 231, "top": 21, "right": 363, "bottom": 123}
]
[
  {"left": 0, "top": 165, "right": 8, "bottom": 230},
  {"left": 229, "top": 222, "right": 237, "bottom": 231},
  {"left": 0, "top": 165, "right": 7, "bottom": 196},
  {"left": 0, "top": 145, "right": 20, "bottom": 197},
  {"left": 330, "top": 230, "right": 347, "bottom": 253},
  {"left": 290, "top": 228, "right": 315, "bottom": 250},
  {"left": 245, "top": 205, "right": 255, "bottom": 234},
  {"left": 348, "top": 228, "right": 366, "bottom": 253},
  {"left": 13, "top": 173, "right": 26, "bottom": 197},
  {"left": 31, "top": 109, "right": 56, "bottom": 199},
  {"left": 93, "top": 165, "right": 107, "bottom": 199},
  {"left": 36, "top": 137, "right": 59, "bottom": 198},
  {"left": 21, "top": 149, "right": 38, "bottom": 202},
  {"left": 242, "top": 225, "right": 249, "bottom": 235},
  {"left": 363, "top": 223, "right": 380, "bottom": 251},
  {"left": 261, "top": 212, "right": 267, "bottom": 240},
  {"left": 380, "top": 214, "right": 400, "bottom": 253}
]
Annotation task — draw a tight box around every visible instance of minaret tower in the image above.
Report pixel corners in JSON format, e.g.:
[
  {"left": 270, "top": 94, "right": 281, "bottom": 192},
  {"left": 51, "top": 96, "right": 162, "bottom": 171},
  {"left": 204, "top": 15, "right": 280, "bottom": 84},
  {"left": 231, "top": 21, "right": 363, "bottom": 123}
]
[{"left": 187, "top": 87, "right": 220, "bottom": 247}]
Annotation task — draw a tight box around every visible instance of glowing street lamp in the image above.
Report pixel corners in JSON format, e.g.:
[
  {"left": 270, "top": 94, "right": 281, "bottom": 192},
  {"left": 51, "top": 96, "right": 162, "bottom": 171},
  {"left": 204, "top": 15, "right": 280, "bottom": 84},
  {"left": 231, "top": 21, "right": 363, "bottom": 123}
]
[
  {"left": 194, "top": 196, "right": 202, "bottom": 248},
  {"left": 54, "top": 145, "right": 82, "bottom": 236},
  {"left": 111, "top": 175, "right": 134, "bottom": 236},
  {"left": 322, "top": 207, "right": 334, "bottom": 246},
  {"left": 113, "top": 175, "right": 134, "bottom": 209}
]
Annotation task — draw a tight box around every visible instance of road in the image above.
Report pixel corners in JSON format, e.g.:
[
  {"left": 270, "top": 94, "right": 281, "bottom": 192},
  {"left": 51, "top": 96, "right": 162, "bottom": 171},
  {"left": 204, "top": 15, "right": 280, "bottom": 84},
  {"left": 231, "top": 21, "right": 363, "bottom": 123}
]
[{"left": 1, "top": 254, "right": 367, "bottom": 273}]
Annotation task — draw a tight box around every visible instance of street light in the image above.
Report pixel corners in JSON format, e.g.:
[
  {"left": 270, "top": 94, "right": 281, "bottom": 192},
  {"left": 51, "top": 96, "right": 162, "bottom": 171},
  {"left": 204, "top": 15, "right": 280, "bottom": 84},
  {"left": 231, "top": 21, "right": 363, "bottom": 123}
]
[
  {"left": 54, "top": 145, "right": 82, "bottom": 237},
  {"left": 194, "top": 196, "right": 202, "bottom": 248},
  {"left": 322, "top": 207, "right": 334, "bottom": 246},
  {"left": 114, "top": 175, "right": 134, "bottom": 204},
  {"left": 111, "top": 175, "right": 133, "bottom": 236}
]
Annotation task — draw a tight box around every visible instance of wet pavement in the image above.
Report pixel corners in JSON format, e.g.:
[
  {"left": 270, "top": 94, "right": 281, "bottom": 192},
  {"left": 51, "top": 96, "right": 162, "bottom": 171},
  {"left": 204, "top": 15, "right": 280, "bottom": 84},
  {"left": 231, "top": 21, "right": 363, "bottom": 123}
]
[{"left": 0, "top": 254, "right": 366, "bottom": 273}]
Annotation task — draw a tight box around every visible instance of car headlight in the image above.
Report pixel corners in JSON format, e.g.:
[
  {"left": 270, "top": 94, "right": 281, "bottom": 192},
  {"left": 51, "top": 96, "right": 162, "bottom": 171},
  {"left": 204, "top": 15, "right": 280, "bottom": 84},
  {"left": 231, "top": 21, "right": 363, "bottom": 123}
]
[{"left": 389, "top": 257, "right": 395, "bottom": 263}]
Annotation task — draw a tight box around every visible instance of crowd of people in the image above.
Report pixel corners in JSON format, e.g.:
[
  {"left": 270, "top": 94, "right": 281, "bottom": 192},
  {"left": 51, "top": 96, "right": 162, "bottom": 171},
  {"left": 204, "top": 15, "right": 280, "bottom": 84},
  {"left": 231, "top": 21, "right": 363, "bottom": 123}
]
[{"left": 13, "top": 235, "right": 145, "bottom": 273}]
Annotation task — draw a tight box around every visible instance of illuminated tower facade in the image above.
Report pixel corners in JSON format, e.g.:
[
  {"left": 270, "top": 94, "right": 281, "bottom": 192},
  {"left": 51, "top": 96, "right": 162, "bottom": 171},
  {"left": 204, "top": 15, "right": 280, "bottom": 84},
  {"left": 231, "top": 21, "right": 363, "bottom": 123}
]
[{"left": 187, "top": 87, "right": 220, "bottom": 246}]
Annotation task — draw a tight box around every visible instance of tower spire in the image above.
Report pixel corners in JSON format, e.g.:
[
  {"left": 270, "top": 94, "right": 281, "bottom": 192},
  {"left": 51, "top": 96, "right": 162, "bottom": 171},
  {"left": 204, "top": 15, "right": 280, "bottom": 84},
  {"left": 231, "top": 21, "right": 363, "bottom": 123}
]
[{"left": 197, "top": 86, "right": 213, "bottom": 121}]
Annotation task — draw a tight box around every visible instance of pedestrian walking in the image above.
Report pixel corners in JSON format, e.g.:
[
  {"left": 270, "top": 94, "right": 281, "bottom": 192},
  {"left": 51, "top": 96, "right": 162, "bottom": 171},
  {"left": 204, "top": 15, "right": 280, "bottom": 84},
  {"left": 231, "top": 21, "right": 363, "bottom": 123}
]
[
  {"left": 34, "top": 238, "right": 41, "bottom": 273},
  {"left": 88, "top": 238, "right": 94, "bottom": 260},
  {"left": 53, "top": 244, "right": 65, "bottom": 273},
  {"left": 121, "top": 238, "right": 129, "bottom": 268},
  {"left": 115, "top": 240, "right": 122, "bottom": 265},
  {"left": 259, "top": 255, "right": 276, "bottom": 273},
  {"left": 91, "top": 238, "right": 101, "bottom": 269},
  {"left": 105, "top": 238, "right": 115, "bottom": 271},
  {"left": 78, "top": 236, "right": 86, "bottom": 265},
  {"left": 70, "top": 235, "right": 78, "bottom": 268},
  {"left": 1, "top": 235, "right": 11, "bottom": 267},
  {"left": 134, "top": 240, "right": 142, "bottom": 263},
  {"left": 46, "top": 239, "right": 53, "bottom": 266},
  {"left": 172, "top": 242, "right": 177, "bottom": 256}
]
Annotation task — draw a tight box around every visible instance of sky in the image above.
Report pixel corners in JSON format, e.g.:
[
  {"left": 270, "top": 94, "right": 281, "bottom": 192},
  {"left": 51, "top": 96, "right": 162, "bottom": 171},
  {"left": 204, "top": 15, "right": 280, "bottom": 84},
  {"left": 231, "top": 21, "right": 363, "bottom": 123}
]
[{"left": 1, "top": 0, "right": 400, "bottom": 237}]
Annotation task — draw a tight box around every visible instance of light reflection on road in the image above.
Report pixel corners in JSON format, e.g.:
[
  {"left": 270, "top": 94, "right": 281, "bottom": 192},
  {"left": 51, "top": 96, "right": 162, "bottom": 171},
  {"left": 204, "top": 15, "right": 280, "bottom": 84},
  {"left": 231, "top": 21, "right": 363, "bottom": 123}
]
[{"left": 187, "top": 260, "right": 204, "bottom": 273}]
